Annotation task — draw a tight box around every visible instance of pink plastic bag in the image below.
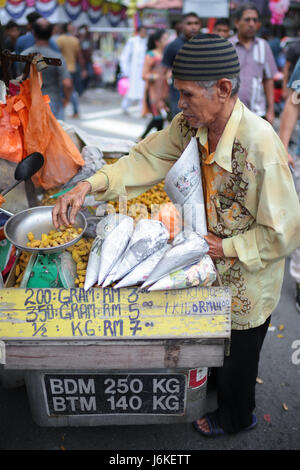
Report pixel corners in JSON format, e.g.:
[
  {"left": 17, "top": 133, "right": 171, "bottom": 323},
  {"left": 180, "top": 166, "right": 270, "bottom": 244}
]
[{"left": 117, "top": 77, "right": 129, "bottom": 96}]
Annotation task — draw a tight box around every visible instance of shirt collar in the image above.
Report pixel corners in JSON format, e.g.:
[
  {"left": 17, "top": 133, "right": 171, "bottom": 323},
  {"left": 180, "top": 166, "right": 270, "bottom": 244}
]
[
  {"left": 231, "top": 34, "right": 259, "bottom": 47},
  {"left": 195, "top": 98, "right": 243, "bottom": 173}
]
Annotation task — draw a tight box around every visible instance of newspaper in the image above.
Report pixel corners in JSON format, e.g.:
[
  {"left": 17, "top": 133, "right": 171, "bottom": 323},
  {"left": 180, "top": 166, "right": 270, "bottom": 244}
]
[{"left": 164, "top": 137, "right": 207, "bottom": 236}]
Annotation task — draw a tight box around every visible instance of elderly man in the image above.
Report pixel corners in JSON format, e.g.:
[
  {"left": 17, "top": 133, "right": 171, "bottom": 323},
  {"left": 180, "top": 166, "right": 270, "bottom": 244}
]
[{"left": 52, "top": 34, "right": 300, "bottom": 437}]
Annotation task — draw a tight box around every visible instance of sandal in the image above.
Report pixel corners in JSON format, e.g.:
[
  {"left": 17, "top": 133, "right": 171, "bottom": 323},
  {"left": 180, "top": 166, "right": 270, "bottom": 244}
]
[{"left": 192, "top": 410, "right": 257, "bottom": 437}]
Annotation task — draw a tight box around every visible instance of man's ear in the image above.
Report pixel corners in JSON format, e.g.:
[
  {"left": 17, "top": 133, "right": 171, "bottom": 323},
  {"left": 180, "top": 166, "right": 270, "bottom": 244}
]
[{"left": 216, "top": 78, "right": 232, "bottom": 102}]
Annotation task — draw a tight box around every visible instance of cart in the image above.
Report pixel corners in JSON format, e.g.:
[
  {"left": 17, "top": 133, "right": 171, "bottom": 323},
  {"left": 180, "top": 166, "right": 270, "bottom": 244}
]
[
  {"left": 0, "top": 139, "right": 231, "bottom": 428},
  {"left": 0, "top": 266, "right": 231, "bottom": 426}
]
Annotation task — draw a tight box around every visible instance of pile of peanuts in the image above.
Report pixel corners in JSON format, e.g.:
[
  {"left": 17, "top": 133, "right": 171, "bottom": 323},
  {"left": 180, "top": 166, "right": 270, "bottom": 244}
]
[{"left": 67, "top": 237, "right": 93, "bottom": 287}]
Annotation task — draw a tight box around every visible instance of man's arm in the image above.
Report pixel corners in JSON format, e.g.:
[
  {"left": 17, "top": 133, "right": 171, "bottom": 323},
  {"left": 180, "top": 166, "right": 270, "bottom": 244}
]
[
  {"left": 279, "top": 89, "right": 300, "bottom": 149},
  {"left": 263, "top": 77, "right": 275, "bottom": 124},
  {"left": 279, "top": 89, "right": 300, "bottom": 167},
  {"left": 282, "top": 60, "right": 292, "bottom": 99},
  {"left": 62, "top": 77, "right": 73, "bottom": 106}
]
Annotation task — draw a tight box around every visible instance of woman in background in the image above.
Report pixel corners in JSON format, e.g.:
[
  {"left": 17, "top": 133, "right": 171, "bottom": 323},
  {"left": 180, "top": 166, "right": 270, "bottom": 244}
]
[{"left": 139, "top": 29, "right": 169, "bottom": 140}]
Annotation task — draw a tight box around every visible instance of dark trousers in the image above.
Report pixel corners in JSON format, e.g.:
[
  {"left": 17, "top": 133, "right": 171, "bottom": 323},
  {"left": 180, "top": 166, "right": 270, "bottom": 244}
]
[
  {"left": 213, "top": 315, "right": 271, "bottom": 433},
  {"left": 141, "top": 117, "right": 164, "bottom": 139}
]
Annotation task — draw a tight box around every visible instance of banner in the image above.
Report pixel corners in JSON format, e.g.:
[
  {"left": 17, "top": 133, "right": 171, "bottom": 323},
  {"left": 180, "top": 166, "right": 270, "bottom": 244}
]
[{"left": 0, "top": 0, "right": 129, "bottom": 26}]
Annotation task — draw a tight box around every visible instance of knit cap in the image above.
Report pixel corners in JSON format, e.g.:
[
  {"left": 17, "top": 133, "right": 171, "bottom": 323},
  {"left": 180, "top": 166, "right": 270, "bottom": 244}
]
[{"left": 172, "top": 33, "right": 240, "bottom": 81}]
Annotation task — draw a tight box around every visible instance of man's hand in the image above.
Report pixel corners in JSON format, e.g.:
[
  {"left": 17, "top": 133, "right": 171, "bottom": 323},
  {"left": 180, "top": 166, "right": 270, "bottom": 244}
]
[
  {"left": 204, "top": 232, "right": 224, "bottom": 259},
  {"left": 52, "top": 181, "right": 91, "bottom": 228},
  {"left": 287, "top": 152, "right": 295, "bottom": 168}
]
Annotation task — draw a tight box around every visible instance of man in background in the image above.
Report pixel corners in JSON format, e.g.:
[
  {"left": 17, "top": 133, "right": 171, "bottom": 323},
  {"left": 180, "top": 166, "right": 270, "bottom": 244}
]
[
  {"left": 213, "top": 18, "right": 231, "bottom": 39},
  {"left": 230, "top": 2, "right": 277, "bottom": 124},
  {"left": 160, "top": 12, "right": 202, "bottom": 118},
  {"left": 15, "top": 11, "right": 60, "bottom": 54},
  {"left": 279, "top": 57, "right": 300, "bottom": 312},
  {"left": 56, "top": 22, "right": 87, "bottom": 118},
  {"left": 119, "top": 25, "right": 148, "bottom": 115},
  {"left": 22, "top": 18, "right": 72, "bottom": 121}
]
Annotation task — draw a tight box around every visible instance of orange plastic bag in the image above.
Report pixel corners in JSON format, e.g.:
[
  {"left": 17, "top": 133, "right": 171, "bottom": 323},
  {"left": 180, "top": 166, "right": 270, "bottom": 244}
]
[
  {"left": 154, "top": 202, "right": 182, "bottom": 240},
  {"left": 24, "top": 66, "right": 84, "bottom": 189},
  {"left": 0, "top": 77, "right": 34, "bottom": 163},
  {"left": 0, "top": 104, "right": 24, "bottom": 163}
]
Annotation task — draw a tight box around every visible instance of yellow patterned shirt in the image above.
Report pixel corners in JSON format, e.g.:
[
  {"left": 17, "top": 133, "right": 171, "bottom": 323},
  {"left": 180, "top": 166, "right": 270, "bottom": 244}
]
[{"left": 86, "top": 99, "right": 300, "bottom": 330}]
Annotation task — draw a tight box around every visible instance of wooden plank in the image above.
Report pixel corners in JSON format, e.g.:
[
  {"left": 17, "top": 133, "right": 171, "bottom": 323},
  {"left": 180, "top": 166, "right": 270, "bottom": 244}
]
[
  {"left": 0, "top": 286, "right": 231, "bottom": 341},
  {"left": 3, "top": 339, "right": 226, "bottom": 370}
]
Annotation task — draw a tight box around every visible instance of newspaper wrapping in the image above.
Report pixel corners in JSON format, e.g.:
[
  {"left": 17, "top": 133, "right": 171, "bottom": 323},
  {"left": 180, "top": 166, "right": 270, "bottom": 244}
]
[{"left": 164, "top": 137, "right": 207, "bottom": 236}]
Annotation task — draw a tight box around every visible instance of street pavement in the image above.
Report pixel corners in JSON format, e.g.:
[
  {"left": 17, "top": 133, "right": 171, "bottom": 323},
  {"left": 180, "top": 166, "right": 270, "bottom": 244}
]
[{"left": 0, "top": 86, "right": 299, "bottom": 453}]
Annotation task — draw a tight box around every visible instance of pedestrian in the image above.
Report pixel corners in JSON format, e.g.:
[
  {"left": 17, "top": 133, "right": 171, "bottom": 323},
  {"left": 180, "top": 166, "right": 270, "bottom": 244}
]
[
  {"left": 160, "top": 12, "right": 202, "bottom": 118},
  {"left": 22, "top": 18, "right": 72, "bottom": 121},
  {"left": 52, "top": 34, "right": 300, "bottom": 437},
  {"left": 15, "top": 11, "right": 60, "bottom": 54},
  {"left": 56, "top": 22, "right": 87, "bottom": 118},
  {"left": 78, "top": 25, "right": 95, "bottom": 94},
  {"left": 4, "top": 20, "right": 20, "bottom": 52},
  {"left": 213, "top": 18, "right": 231, "bottom": 39},
  {"left": 139, "top": 30, "right": 169, "bottom": 140},
  {"left": 2, "top": 20, "right": 20, "bottom": 79},
  {"left": 119, "top": 25, "right": 148, "bottom": 115},
  {"left": 281, "top": 26, "right": 300, "bottom": 99},
  {"left": 230, "top": 2, "right": 278, "bottom": 124},
  {"left": 279, "top": 56, "right": 300, "bottom": 312}
]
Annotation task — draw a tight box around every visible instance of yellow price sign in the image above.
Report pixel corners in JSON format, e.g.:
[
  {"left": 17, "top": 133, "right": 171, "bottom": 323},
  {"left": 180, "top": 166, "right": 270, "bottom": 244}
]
[{"left": 0, "top": 286, "right": 231, "bottom": 340}]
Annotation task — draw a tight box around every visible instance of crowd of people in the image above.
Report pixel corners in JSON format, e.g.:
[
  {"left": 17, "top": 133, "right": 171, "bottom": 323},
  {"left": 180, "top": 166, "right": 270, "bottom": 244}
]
[{"left": 0, "top": 12, "right": 96, "bottom": 120}]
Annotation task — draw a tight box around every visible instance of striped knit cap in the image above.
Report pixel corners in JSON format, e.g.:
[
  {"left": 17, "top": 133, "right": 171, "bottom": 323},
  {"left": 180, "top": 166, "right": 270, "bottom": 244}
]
[{"left": 172, "top": 33, "right": 240, "bottom": 81}]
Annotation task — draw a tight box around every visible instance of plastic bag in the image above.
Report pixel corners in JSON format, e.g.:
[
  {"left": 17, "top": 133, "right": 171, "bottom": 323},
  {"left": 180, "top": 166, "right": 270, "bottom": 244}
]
[
  {"left": 0, "top": 104, "right": 24, "bottom": 163},
  {"left": 111, "top": 219, "right": 170, "bottom": 283},
  {"left": 84, "top": 235, "right": 103, "bottom": 291},
  {"left": 62, "top": 146, "right": 106, "bottom": 189},
  {"left": 113, "top": 245, "right": 169, "bottom": 289},
  {"left": 147, "top": 254, "right": 217, "bottom": 291},
  {"left": 97, "top": 214, "right": 134, "bottom": 286},
  {"left": 154, "top": 202, "right": 182, "bottom": 240},
  {"left": 117, "top": 77, "right": 129, "bottom": 96},
  {"left": 141, "top": 231, "right": 209, "bottom": 289},
  {"left": 24, "top": 66, "right": 85, "bottom": 189}
]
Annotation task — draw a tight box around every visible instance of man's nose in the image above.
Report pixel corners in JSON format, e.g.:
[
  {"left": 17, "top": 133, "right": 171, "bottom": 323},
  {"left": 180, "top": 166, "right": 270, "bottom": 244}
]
[{"left": 178, "top": 95, "right": 185, "bottom": 109}]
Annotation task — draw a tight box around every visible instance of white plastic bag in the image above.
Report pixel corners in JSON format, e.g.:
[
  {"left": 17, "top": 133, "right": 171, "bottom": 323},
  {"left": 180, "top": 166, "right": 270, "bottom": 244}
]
[
  {"left": 111, "top": 219, "right": 169, "bottom": 283},
  {"left": 141, "top": 230, "right": 209, "bottom": 289},
  {"left": 147, "top": 254, "right": 216, "bottom": 291},
  {"left": 97, "top": 214, "right": 134, "bottom": 285},
  {"left": 113, "top": 245, "right": 170, "bottom": 289},
  {"left": 84, "top": 235, "right": 103, "bottom": 291}
]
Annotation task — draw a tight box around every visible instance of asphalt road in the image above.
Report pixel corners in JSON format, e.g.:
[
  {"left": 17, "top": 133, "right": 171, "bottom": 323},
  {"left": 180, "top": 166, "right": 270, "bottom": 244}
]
[{"left": 0, "top": 88, "right": 299, "bottom": 453}]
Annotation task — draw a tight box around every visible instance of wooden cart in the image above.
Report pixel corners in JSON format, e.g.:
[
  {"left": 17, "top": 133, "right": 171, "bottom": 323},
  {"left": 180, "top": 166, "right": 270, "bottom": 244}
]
[{"left": 0, "top": 266, "right": 231, "bottom": 426}]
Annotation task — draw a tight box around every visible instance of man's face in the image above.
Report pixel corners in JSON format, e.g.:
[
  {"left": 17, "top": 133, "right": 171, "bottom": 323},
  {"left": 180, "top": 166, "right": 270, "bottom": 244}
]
[
  {"left": 182, "top": 16, "right": 201, "bottom": 40},
  {"left": 7, "top": 26, "right": 19, "bottom": 41},
  {"left": 139, "top": 27, "right": 147, "bottom": 38},
  {"left": 213, "top": 24, "right": 230, "bottom": 39},
  {"left": 174, "top": 79, "right": 220, "bottom": 128},
  {"left": 235, "top": 9, "right": 260, "bottom": 40}
]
